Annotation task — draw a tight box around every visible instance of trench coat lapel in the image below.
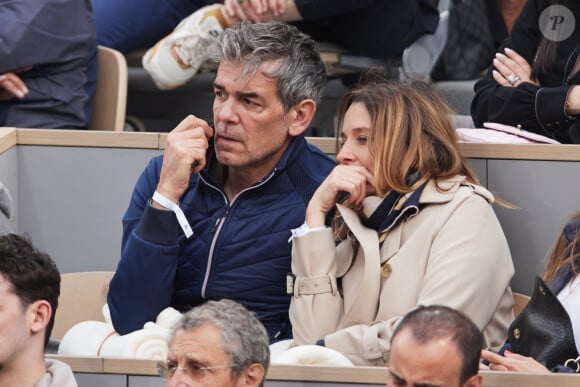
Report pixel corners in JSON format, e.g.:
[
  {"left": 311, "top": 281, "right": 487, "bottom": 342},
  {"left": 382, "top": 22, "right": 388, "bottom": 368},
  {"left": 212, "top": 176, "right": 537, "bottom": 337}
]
[{"left": 337, "top": 203, "right": 381, "bottom": 326}]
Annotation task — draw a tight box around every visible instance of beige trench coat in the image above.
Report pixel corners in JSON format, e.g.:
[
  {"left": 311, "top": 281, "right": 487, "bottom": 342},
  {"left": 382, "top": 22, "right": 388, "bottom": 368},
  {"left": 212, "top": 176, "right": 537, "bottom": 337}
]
[{"left": 290, "top": 175, "right": 515, "bottom": 366}]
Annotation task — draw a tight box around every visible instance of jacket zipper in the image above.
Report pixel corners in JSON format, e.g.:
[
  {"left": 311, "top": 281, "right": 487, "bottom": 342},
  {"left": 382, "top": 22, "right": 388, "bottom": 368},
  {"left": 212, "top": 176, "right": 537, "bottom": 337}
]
[{"left": 200, "top": 169, "right": 277, "bottom": 298}]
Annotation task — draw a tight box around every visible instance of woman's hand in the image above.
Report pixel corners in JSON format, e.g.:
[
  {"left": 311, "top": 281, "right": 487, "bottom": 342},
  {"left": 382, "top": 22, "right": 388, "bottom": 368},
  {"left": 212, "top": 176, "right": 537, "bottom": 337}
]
[
  {"left": 305, "top": 165, "right": 373, "bottom": 227},
  {"left": 480, "top": 349, "right": 550, "bottom": 373},
  {"left": 492, "top": 48, "right": 539, "bottom": 88}
]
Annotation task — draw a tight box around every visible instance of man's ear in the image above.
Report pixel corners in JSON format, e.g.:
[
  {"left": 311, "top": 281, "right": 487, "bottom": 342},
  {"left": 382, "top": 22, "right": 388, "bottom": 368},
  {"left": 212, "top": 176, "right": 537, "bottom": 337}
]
[
  {"left": 28, "top": 300, "right": 51, "bottom": 335},
  {"left": 463, "top": 373, "right": 482, "bottom": 387},
  {"left": 237, "top": 363, "right": 265, "bottom": 387},
  {"left": 287, "top": 99, "right": 317, "bottom": 137}
]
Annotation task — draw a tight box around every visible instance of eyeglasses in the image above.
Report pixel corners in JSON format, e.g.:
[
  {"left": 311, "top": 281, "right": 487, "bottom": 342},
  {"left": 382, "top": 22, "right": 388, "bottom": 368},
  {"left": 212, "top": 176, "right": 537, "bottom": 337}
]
[{"left": 157, "top": 361, "right": 239, "bottom": 380}]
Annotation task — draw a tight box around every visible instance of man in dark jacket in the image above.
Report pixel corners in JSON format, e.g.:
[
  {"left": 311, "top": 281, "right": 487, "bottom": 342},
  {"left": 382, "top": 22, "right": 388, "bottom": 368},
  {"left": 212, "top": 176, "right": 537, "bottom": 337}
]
[{"left": 108, "top": 21, "right": 335, "bottom": 341}]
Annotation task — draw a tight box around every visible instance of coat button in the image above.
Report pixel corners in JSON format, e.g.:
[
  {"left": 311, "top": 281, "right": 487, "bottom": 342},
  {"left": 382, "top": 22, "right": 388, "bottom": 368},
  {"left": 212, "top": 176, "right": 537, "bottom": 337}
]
[
  {"left": 513, "top": 328, "right": 520, "bottom": 339},
  {"left": 382, "top": 263, "right": 392, "bottom": 279}
]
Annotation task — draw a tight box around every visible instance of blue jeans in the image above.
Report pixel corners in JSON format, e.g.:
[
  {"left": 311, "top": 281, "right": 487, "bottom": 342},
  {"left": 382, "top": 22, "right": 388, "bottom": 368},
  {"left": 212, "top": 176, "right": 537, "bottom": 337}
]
[{"left": 91, "top": 0, "right": 214, "bottom": 54}]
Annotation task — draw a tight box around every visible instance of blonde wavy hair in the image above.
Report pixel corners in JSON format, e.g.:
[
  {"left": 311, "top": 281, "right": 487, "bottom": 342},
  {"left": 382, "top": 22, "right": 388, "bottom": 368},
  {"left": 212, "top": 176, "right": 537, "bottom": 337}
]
[{"left": 335, "top": 79, "right": 479, "bottom": 197}]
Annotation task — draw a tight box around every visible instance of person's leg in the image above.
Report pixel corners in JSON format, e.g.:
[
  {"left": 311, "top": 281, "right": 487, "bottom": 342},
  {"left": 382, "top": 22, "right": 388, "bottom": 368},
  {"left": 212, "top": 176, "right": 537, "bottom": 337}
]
[
  {"left": 91, "top": 0, "right": 214, "bottom": 54},
  {"left": 296, "top": 0, "right": 437, "bottom": 60},
  {"left": 142, "top": 4, "right": 227, "bottom": 89}
]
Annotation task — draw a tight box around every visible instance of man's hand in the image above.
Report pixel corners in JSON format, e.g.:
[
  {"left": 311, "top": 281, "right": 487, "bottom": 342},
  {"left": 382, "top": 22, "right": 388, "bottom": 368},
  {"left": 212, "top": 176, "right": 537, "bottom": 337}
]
[
  {"left": 0, "top": 72, "right": 28, "bottom": 101},
  {"left": 155, "top": 115, "right": 213, "bottom": 206}
]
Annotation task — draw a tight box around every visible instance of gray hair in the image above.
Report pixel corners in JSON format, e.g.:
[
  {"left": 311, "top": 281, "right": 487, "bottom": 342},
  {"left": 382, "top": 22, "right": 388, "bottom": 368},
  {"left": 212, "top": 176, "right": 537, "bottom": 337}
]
[
  {"left": 207, "top": 20, "right": 327, "bottom": 111},
  {"left": 170, "top": 299, "right": 270, "bottom": 385}
]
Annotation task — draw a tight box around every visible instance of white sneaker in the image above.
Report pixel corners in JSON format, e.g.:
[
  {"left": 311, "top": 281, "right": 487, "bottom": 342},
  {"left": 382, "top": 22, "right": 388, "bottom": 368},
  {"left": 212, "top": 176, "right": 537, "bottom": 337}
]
[{"left": 142, "top": 4, "right": 226, "bottom": 90}]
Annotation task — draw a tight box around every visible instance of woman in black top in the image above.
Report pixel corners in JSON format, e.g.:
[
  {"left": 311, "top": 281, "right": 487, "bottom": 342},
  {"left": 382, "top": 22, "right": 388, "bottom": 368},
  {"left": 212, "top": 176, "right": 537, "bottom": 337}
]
[{"left": 471, "top": 0, "right": 579, "bottom": 143}]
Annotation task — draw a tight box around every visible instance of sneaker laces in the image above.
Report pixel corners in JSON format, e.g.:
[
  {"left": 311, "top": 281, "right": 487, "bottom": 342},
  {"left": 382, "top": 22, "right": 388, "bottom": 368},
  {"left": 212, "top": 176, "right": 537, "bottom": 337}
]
[{"left": 173, "top": 25, "right": 216, "bottom": 68}]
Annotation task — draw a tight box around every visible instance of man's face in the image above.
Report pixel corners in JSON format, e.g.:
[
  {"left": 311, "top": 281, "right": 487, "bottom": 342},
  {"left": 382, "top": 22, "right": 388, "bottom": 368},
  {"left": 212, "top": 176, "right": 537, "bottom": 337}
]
[
  {"left": 387, "top": 328, "right": 480, "bottom": 387},
  {"left": 212, "top": 60, "right": 293, "bottom": 173},
  {"left": 165, "top": 324, "right": 244, "bottom": 387},
  {"left": 0, "top": 274, "right": 29, "bottom": 370}
]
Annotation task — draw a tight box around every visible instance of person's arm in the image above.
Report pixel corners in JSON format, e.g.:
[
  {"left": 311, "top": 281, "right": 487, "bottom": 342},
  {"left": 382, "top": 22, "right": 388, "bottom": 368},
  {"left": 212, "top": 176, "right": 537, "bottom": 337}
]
[
  {"left": 289, "top": 228, "right": 344, "bottom": 345},
  {"left": 470, "top": 0, "right": 540, "bottom": 125},
  {"left": 108, "top": 116, "right": 212, "bottom": 334},
  {"left": 107, "top": 156, "right": 183, "bottom": 334},
  {"left": 322, "top": 191, "right": 513, "bottom": 363},
  {"left": 289, "top": 165, "right": 373, "bottom": 345}
]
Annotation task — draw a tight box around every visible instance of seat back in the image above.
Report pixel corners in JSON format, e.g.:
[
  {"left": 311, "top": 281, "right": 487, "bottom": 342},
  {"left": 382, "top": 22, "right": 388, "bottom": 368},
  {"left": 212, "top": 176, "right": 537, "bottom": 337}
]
[
  {"left": 512, "top": 292, "right": 531, "bottom": 318},
  {"left": 89, "top": 46, "right": 128, "bottom": 131},
  {"left": 52, "top": 271, "right": 115, "bottom": 340}
]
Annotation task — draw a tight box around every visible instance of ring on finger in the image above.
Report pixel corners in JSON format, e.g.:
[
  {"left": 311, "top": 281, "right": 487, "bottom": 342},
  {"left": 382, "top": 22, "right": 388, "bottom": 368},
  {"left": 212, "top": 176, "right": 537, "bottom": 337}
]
[
  {"left": 507, "top": 75, "right": 520, "bottom": 85},
  {"left": 237, "top": 0, "right": 244, "bottom": 3}
]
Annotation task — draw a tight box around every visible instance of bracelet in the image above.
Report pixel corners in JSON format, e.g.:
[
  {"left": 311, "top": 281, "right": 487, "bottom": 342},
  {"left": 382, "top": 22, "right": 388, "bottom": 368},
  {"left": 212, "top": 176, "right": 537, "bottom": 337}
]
[
  {"left": 152, "top": 191, "right": 193, "bottom": 238},
  {"left": 288, "top": 223, "right": 327, "bottom": 242}
]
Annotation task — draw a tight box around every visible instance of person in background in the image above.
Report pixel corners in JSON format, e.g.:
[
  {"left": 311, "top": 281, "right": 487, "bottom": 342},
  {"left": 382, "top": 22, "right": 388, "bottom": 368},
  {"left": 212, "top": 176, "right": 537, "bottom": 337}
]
[
  {"left": 141, "top": 0, "right": 438, "bottom": 90},
  {"left": 471, "top": 0, "right": 579, "bottom": 143},
  {"left": 158, "top": 299, "right": 269, "bottom": 387},
  {"left": 0, "top": 233, "right": 77, "bottom": 387},
  {"left": 107, "top": 21, "right": 335, "bottom": 341},
  {"left": 388, "top": 305, "right": 483, "bottom": 387},
  {"left": 481, "top": 212, "right": 580, "bottom": 373},
  {"left": 0, "top": 0, "right": 97, "bottom": 129},
  {"left": 288, "top": 76, "right": 514, "bottom": 365}
]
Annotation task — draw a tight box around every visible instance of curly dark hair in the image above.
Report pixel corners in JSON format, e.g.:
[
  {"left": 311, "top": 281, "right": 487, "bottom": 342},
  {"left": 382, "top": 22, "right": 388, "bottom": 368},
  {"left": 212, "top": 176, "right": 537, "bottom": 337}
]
[{"left": 0, "top": 233, "right": 60, "bottom": 347}]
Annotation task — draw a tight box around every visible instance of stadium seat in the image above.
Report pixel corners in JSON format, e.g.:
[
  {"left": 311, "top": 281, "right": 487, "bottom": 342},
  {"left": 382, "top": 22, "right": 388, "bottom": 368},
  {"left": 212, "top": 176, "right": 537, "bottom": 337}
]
[
  {"left": 52, "top": 271, "right": 114, "bottom": 340},
  {"left": 90, "top": 46, "right": 128, "bottom": 131}
]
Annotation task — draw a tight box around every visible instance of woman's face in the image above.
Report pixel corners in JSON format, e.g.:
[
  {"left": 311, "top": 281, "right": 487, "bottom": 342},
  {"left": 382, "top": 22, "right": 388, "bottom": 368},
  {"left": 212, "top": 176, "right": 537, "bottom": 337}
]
[{"left": 336, "top": 102, "right": 374, "bottom": 173}]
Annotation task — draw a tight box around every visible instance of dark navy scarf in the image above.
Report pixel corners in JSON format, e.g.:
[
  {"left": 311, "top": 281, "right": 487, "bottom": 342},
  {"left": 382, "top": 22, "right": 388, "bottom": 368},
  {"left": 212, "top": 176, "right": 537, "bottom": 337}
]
[{"left": 362, "top": 173, "right": 426, "bottom": 233}]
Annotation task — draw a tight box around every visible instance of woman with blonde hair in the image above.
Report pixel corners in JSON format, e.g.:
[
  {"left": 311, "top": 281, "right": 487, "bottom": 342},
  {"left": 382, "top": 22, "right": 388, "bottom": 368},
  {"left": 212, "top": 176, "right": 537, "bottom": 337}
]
[{"left": 288, "top": 79, "right": 515, "bottom": 366}]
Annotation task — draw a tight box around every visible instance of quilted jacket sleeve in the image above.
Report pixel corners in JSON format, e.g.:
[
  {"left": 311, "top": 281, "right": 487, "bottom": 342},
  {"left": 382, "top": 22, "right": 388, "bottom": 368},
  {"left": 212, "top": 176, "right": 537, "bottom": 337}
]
[{"left": 107, "top": 157, "right": 182, "bottom": 334}]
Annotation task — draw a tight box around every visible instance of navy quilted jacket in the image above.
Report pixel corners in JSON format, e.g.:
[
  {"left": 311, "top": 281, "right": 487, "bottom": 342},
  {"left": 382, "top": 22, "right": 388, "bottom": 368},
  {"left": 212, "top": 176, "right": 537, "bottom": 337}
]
[{"left": 108, "top": 135, "right": 335, "bottom": 339}]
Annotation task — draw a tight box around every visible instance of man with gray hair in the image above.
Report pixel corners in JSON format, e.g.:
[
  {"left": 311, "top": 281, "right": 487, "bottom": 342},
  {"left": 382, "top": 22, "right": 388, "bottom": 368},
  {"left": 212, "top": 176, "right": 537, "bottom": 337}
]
[
  {"left": 108, "top": 21, "right": 335, "bottom": 341},
  {"left": 387, "top": 305, "right": 483, "bottom": 387},
  {"left": 157, "top": 299, "right": 269, "bottom": 387}
]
